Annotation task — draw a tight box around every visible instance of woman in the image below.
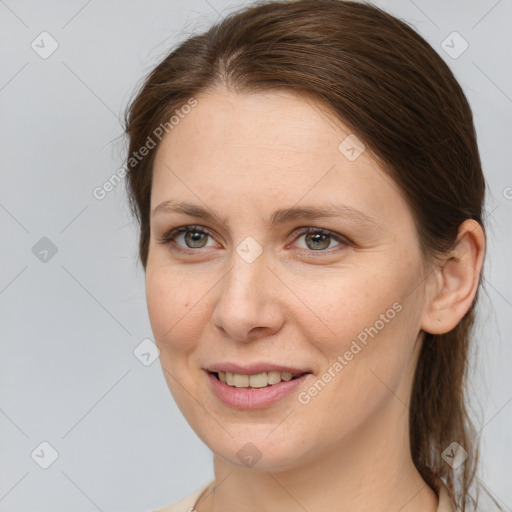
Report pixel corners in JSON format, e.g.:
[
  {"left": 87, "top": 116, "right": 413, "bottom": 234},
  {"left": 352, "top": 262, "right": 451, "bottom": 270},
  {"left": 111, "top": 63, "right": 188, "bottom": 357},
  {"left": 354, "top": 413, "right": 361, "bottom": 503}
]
[{"left": 124, "top": 1, "right": 499, "bottom": 510}]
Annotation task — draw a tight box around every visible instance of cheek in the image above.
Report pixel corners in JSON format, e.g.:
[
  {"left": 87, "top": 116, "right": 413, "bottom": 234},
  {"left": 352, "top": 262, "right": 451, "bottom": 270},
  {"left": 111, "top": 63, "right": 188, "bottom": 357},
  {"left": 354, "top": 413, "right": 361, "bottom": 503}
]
[
  {"left": 296, "top": 269, "right": 405, "bottom": 350},
  {"left": 145, "top": 268, "right": 209, "bottom": 418},
  {"left": 145, "top": 267, "right": 205, "bottom": 357},
  {"left": 294, "top": 301, "right": 419, "bottom": 452},
  {"left": 297, "top": 265, "right": 422, "bottom": 396}
]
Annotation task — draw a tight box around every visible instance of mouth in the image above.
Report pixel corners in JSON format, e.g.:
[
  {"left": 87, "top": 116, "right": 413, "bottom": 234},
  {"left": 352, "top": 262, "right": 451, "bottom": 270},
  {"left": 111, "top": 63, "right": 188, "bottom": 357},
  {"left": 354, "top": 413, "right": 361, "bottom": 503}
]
[
  {"left": 204, "top": 362, "right": 313, "bottom": 408},
  {"left": 208, "top": 370, "right": 308, "bottom": 389},
  {"left": 206, "top": 369, "right": 312, "bottom": 409}
]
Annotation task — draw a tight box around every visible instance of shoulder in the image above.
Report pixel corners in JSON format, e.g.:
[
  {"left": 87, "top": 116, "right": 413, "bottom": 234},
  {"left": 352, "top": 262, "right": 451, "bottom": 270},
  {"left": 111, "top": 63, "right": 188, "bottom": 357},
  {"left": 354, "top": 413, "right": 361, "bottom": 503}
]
[
  {"left": 149, "top": 479, "right": 453, "bottom": 512},
  {"left": 149, "top": 480, "right": 215, "bottom": 512}
]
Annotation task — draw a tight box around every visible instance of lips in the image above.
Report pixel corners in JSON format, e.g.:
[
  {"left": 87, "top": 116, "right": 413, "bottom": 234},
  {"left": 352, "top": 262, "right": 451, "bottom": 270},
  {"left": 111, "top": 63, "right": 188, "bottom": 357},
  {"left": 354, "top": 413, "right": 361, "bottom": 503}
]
[
  {"left": 204, "top": 362, "right": 313, "bottom": 404},
  {"left": 206, "top": 370, "right": 311, "bottom": 408}
]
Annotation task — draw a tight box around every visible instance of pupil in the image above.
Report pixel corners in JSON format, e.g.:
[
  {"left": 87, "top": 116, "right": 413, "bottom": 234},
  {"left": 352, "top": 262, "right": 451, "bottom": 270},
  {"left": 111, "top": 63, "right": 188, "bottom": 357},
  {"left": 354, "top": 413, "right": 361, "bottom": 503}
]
[
  {"left": 186, "top": 231, "right": 207, "bottom": 248},
  {"left": 307, "top": 233, "right": 329, "bottom": 250}
]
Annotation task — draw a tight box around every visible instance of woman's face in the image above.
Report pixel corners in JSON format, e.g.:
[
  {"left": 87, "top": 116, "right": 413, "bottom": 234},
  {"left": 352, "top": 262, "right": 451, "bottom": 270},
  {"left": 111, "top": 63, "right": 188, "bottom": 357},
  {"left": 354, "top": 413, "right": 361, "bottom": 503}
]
[{"left": 146, "top": 88, "right": 432, "bottom": 471}]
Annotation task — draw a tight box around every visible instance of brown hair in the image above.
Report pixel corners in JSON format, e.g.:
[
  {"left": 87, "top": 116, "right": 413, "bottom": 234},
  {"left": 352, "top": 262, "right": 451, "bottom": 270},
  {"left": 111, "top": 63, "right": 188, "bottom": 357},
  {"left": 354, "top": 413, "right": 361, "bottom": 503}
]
[{"left": 123, "top": 1, "right": 498, "bottom": 510}]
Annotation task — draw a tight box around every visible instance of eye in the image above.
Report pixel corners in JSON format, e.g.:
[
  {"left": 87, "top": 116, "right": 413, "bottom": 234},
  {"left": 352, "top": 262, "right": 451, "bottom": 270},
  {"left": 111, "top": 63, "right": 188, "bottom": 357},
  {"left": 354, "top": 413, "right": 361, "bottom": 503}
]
[
  {"left": 291, "top": 227, "right": 348, "bottom": 252},
  {"left": 158, "top": 225, "right": 350, "bottom": 254},
  {"left": 157, "top": 225, "right": 216, "bottom": 250}
]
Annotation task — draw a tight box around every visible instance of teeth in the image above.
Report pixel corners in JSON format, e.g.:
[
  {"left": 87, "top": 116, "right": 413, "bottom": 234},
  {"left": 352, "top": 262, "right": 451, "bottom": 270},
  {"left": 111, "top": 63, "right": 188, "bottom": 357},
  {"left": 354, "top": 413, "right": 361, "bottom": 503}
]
[
  {"left": 249, "top": 373, "right": 268, "bottom": 388},
  {"left": 234, "top": 373, "right": 249, "bottom": 387},
  {"left": 217, "top": 371, "right": 302, "bottom": 388},
  {"left": 267, "top": 371, "right": 282, "bottom": 385}
]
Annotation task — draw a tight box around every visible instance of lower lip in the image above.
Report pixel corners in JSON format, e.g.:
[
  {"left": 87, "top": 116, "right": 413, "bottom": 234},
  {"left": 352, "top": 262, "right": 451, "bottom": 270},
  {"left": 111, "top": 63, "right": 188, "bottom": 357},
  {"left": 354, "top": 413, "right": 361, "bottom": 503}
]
[{"left": 206, "top": 371, "right": 311, "bottom": 409}]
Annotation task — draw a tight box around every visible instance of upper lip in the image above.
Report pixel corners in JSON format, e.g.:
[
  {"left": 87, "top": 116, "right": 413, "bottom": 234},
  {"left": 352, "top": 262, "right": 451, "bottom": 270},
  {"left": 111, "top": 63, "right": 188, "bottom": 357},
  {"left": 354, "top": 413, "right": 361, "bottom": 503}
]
[{"left": 206, "top": 362, "right": 311, "bottom": 375}]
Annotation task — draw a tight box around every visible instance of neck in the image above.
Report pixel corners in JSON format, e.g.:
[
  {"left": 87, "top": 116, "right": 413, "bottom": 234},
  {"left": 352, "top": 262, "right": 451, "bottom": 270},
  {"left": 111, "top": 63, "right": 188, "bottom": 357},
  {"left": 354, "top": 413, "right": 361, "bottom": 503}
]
[{"left": 200, "top": 397, "right": 438, "bottom": 512}]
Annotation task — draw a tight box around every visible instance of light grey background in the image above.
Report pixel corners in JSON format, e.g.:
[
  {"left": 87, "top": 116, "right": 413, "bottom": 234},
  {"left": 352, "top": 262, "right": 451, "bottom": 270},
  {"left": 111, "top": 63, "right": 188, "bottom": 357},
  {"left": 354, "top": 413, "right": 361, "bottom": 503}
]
[{"left": 0, "top": 1, "right": 511, "bottom": 511}]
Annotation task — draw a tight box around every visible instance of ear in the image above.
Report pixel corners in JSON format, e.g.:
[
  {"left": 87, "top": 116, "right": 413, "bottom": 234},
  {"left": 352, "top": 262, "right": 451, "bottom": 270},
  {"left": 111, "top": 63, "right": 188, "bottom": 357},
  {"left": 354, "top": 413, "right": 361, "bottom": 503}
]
[{"left": 421, "top": 219, "right": 486, "bottom": 335}]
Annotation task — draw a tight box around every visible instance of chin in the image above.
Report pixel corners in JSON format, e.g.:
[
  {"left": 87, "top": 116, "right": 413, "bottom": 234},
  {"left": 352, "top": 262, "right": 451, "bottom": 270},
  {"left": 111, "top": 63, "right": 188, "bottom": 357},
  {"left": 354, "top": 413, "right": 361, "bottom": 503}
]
[{"left": 193, "top": 420, "right": 320, "bottom": 472}]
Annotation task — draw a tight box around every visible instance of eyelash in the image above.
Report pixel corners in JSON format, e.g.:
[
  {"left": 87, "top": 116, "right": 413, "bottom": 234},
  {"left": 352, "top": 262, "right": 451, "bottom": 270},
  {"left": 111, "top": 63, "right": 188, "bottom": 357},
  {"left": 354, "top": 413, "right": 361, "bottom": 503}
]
[{"left": 156, "top": 224, "right": 352, "bottom": 255}]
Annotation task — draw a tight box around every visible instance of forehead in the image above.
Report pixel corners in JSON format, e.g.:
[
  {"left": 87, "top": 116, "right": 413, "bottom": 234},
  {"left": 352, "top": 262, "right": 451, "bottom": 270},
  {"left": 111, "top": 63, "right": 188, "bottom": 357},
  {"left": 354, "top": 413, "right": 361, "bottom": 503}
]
[
  {"left": 160, "top": 88, "right": 345, "bottom": 159},
  {"left": 151, "top": 88, "right": 407, "bottom": 226}
]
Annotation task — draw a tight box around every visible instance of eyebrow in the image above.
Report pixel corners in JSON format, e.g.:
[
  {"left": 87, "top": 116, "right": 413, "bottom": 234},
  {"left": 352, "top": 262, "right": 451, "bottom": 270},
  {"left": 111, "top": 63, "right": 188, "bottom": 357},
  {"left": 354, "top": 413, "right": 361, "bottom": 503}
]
[{"left": 152, "top": 200, "right": 380, "bottom": 228}]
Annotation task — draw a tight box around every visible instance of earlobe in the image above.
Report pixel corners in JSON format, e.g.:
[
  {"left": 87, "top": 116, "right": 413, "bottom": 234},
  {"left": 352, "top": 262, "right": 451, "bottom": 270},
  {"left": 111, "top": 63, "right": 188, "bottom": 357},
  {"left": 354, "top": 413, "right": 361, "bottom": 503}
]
[{"left": 421, "top": 219, "right": 486, "bottom": 335}]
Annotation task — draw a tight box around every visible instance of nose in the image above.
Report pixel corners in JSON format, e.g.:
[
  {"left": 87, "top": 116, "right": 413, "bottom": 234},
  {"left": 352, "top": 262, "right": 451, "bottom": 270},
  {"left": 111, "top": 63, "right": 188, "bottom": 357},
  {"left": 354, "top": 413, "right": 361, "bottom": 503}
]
[{"left": 212, "top": 249, "right": 286, "bottom": 342}]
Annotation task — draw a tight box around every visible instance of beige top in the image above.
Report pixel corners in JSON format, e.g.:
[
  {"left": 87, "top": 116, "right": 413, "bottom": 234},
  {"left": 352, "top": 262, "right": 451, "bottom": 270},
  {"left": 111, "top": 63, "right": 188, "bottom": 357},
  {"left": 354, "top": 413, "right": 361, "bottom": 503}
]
[{"left": 151, "top": 479, "right": 455, "bottom": 512}]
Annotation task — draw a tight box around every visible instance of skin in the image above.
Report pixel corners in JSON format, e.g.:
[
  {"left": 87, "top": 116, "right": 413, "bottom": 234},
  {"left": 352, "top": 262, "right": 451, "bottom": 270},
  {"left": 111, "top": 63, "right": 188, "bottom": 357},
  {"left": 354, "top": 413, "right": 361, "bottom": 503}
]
[{"left": 146, "top": 86, "right": 485, "bottom": 512}]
